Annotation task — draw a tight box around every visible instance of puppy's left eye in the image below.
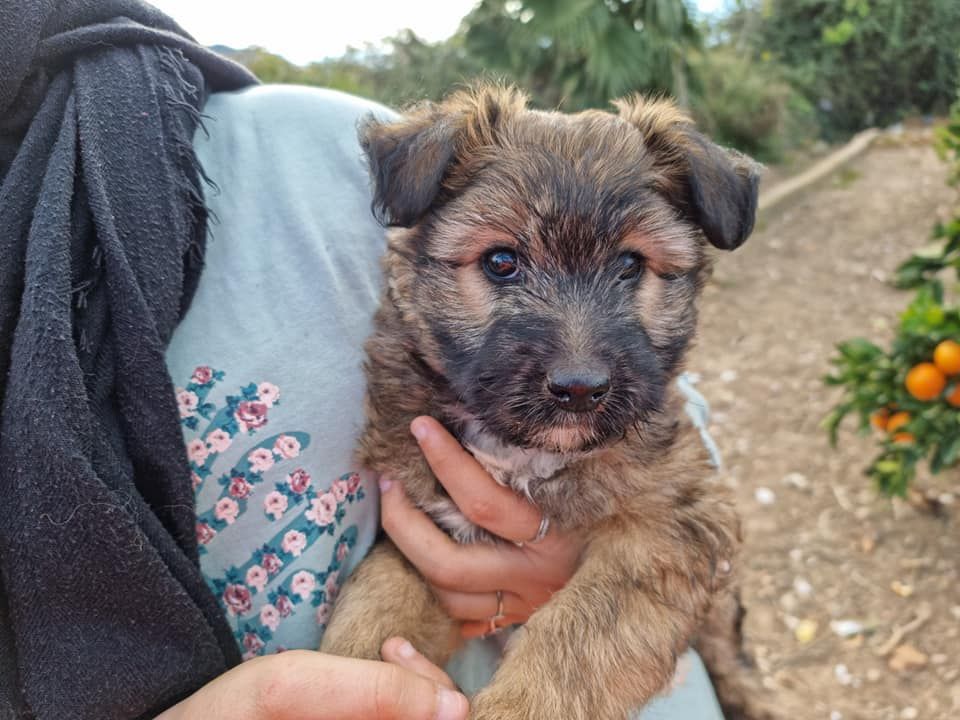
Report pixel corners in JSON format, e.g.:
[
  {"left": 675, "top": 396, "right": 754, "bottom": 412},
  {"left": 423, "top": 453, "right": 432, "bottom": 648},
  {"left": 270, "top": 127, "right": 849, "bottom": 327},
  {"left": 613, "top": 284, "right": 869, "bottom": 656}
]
[
  {"left": 616, "top": 252, "right": 645, "bottom": 281},
  {"left": 482, "top": 248, "right": 521, "bottom": 282}
]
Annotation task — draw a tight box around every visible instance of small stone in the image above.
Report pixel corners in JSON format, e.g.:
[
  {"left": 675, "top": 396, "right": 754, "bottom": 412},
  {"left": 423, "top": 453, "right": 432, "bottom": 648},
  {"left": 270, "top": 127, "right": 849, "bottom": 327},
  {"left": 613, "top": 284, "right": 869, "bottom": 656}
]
[
  {"left": 900, "top": 707, "right": 918, "bottom": 720},
  {"left": 830, "top": 619, "right": 866, "bottom": 637},
  {"left": 891, "top": 580, "right": 914, "bottom": 597},
  {"left": 950, "top": 606, "right": 960, "bottom": 621},
  {"left": 830, "top": 711, "right": 843, "bottom": 720},
  {"left": 834, "top": 663, "right": 853, "bottom": 686},
  {"left": 860, "top": 532, "right": 878, "bottom": 554},
  {"left": 793, "top": 577, "right": 813, "bottom": 597},
  {"left": 866, "top": 668, "right": 882, "bottom": 683},
  {"left": 795, "top": 618, "right": 818, "bottom": 644},
  {"left": 931, "top": 653, "right": 948, "bottom": 665},
  {"left": 755, "top": 487, "right": 776, "bottom": 505},
  {"left": 720, "top": 369, "right": 738, "bottom": 382},
  {"left": 939, "top": 492, "right": 955, "bottom": 506},
  {"left": 783, "top": 472, "right": 809, "bottom": 490},
  {"left": 889, "top": 644, "right": 928, "bottom": 672},
  {"left": 780, "top": 592, "right": 799, "bottom": 613},
  {"left": 789, "top": 548, "right": 804, "bottom": 564}
]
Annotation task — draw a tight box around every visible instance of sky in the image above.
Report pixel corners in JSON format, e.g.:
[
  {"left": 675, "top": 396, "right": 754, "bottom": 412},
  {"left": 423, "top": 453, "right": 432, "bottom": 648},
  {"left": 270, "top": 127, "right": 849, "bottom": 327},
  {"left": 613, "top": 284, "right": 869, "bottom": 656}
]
[{"left": 150, "top": 0, "right": 725, "bottom": 66}]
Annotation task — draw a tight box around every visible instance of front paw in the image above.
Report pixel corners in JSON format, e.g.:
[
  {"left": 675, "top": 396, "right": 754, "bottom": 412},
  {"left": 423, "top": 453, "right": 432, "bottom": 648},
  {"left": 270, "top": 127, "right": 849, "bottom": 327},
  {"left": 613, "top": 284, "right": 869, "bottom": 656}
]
[
  {"left": 469, "top": 690, "right": 522, "bottom": 720},
  {"left": 319, "top": 606, "right": 385, "bottom": 660},
  {"left": 469, "top": 684, "right": 552, "bottom": 720}
]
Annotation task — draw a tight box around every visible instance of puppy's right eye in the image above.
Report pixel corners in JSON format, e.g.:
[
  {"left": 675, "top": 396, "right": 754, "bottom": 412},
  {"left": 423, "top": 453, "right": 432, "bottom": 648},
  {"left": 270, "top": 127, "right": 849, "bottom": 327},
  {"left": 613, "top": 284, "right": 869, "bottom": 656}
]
[
  {"left": 616, "top": 252, "right": 645, "bottom": 281},
  {"left": 482, "top": 249, "right": 521, "bottom": 282}
]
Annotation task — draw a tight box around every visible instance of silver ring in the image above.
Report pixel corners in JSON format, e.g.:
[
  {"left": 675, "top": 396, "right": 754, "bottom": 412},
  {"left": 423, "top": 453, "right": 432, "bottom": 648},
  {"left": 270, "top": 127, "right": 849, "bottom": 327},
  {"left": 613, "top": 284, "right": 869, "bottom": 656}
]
[
  {"left": 515, "top": 514, "right": 550, "bottom": 548},
  {"left": 486, "top": 590, "right": 505, "bottom": 635}
]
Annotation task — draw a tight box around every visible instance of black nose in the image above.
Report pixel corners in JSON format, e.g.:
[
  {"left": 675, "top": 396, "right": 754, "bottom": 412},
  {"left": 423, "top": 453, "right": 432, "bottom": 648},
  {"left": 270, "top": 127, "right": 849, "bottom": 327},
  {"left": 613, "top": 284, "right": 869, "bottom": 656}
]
[{"left": 547, "top": 368, "right": 611, "bottom": 413}]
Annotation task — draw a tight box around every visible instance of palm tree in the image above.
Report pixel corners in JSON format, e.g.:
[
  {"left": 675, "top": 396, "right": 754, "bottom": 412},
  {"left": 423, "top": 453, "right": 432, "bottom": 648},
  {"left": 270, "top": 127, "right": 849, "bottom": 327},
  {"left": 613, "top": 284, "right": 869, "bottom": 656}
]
[{"left": 462, "top": 0, "right": 701, "bottom": 110}]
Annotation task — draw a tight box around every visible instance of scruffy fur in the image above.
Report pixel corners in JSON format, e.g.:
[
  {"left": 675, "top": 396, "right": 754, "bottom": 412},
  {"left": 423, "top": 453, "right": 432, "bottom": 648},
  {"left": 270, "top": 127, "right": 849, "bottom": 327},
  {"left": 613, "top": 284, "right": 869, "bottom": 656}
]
[{"left": 321, "top": 84, "right": 767, "bottom": 720}]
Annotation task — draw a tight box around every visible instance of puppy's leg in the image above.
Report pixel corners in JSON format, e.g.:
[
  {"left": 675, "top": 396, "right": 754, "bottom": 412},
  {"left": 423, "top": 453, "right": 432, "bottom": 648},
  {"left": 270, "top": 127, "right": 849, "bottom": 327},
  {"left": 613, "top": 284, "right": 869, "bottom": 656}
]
[
  {"left": 320, "top": 539, "right": 459, "bottom": 663},
  {"left": 696, "top": 589, "right": 775, "bottom": 720},
  {"left": 470, "top": 501, "right": 738, "bottom": 720}
]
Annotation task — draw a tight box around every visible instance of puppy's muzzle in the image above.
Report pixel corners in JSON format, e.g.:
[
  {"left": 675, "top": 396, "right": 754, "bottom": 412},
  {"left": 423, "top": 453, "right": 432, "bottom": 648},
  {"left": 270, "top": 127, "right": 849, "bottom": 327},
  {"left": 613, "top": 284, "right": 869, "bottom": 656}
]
[{"left": 547, "top": 365, "right": 611, "bottom": 413}]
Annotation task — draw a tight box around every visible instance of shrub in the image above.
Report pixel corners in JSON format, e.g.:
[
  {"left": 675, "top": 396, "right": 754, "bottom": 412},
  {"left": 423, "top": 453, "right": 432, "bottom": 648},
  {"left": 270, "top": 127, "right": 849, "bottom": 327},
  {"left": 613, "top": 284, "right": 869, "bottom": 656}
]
[{"left": 825, "top": 98, "right": 960, "bottom": 494}]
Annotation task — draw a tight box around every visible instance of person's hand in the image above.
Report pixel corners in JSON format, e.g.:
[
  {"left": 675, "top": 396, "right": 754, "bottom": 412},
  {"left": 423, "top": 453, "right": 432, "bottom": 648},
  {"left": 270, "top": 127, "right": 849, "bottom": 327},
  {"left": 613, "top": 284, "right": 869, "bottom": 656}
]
[
  {"left": 156, "top": 638, "right": 468, "bottom": 720},
  {"left": 379, "top": 416, "right": 584, "bottom": 639}
]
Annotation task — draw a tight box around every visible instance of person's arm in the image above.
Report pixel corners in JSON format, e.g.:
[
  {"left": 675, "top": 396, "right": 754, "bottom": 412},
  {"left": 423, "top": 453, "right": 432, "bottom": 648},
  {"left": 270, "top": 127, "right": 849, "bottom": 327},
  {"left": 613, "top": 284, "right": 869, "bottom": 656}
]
[{"left": 157, "top": 639, "right": 468, "bottom": 720}]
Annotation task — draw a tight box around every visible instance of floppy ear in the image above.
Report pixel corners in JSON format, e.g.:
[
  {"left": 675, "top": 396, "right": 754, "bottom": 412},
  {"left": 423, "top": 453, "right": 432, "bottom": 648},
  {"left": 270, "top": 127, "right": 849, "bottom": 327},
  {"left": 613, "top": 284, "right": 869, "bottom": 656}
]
[
  {"left": 359, "top": 105, "right": 460, "bottom": 228},
  {"left": 359, "top": 83, "right": 528, "bottom": 228},
  {"left": 614, "top": 96, "right": 760, "bottom": 251}
]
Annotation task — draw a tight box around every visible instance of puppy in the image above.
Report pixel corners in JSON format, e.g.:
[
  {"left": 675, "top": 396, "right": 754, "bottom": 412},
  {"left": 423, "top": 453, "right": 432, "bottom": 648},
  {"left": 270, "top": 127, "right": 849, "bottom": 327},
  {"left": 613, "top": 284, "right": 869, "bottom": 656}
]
[{"left": 321, "top": 84, "right": 762, "bottom": 720}]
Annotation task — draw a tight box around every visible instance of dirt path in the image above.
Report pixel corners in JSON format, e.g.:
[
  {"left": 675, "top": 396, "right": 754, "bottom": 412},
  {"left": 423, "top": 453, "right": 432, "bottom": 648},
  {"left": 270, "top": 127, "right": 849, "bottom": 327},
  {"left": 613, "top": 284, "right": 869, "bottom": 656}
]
[{"left": 689, "top": 138, "right": 960, "bottom": 720}]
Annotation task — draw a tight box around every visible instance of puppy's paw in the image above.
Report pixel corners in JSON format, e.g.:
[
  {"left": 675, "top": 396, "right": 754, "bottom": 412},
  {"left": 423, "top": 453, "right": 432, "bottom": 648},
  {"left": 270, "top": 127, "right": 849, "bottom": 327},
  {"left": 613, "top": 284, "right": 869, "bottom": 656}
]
[
  {"left": 469, "top": 692, "right": 522, "bottom": 720},
  {"left": 318, "top": 616, "right": 383, "bottom": 661},
  {"left": 469, "top": 685, "right": 554, "bottom": 720}
]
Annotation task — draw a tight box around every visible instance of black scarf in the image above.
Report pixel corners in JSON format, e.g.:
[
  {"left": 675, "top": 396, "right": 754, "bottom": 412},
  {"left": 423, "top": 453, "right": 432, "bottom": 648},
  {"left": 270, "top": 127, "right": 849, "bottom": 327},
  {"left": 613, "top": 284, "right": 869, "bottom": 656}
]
[{"left": 0, "top": 2, "right": 257, "bottom": 717}]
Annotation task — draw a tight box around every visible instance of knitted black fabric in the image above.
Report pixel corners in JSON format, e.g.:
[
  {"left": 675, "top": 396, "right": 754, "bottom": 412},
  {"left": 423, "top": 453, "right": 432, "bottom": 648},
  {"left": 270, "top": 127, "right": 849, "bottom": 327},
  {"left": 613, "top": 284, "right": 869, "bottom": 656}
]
[{"left": 0, "top": 3, "right": 256, "bottom": 717}]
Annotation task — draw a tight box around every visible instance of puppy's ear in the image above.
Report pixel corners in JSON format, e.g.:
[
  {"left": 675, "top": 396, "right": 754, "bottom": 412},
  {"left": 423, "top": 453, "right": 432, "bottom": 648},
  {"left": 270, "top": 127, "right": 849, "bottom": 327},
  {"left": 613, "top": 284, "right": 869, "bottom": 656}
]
[
  {"left": 360, "top": 83, "right": 528, "bottom": 228},
  {"left": 614, "top": 96, "right": 760, "bottom": 251},
  {"left": 359, "top": 105, "right": 459, "bottom": 228}
]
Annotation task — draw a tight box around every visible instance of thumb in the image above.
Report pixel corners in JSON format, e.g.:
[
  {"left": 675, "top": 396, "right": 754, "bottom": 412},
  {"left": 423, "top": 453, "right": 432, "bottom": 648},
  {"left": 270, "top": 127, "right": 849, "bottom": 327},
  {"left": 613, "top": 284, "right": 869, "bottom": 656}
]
[{"left": 355, "top": 661, "right": 469, "bottom": 720}]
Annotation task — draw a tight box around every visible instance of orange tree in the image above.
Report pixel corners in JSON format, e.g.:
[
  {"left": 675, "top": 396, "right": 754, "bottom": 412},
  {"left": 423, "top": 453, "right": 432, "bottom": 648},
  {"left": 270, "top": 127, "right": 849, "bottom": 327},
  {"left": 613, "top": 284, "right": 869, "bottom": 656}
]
[{"left": 824, "top": 102, "right": 960, "bottom": 495}]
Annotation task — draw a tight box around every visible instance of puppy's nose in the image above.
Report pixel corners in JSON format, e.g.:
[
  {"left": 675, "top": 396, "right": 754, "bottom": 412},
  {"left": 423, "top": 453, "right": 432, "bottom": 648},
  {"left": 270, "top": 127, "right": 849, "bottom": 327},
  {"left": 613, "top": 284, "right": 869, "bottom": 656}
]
[{"left": 547, "top": 368, "right": 610, "bottom": 413}]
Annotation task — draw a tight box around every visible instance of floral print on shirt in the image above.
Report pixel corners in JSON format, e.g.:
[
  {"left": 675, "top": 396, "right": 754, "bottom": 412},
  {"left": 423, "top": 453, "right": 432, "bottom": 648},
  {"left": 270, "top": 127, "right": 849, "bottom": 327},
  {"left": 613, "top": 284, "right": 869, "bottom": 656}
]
[{"left": 179, "top": 365, "right": 368, "bottom": 658}]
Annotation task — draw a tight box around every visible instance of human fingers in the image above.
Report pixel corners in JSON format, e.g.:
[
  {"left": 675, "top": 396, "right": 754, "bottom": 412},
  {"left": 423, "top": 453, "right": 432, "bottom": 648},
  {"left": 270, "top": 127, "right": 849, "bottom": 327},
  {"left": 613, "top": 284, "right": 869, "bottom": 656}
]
[
  {"left": 410, "top": 416, "right": 544, "bottom": 544},
  {"left": 379, "top": 476, "right": 529, "bottom": 593},
  {"left": 157, "top": 650, "right": 469, "bottom": 720},
  {"left": 381, "top": 636, "right": 457, "bottom": 690},
  {"left": 431, "top": 587, "right": 532, "bottom": 623}
]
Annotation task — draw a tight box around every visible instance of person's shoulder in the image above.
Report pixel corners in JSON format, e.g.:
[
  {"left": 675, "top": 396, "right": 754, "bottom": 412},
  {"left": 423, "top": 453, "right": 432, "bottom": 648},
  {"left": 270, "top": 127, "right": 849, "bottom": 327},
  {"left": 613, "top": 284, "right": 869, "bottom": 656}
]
[{"left": 203, "top": 84, "right": 398, "bottom": 137}]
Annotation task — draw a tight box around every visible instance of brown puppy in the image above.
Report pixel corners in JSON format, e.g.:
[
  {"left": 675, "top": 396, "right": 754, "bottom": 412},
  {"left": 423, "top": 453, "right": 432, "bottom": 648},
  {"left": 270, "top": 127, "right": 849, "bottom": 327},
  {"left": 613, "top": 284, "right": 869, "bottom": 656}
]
[{"left": 321, "top": 84, "right": 762, "bottom": 720}]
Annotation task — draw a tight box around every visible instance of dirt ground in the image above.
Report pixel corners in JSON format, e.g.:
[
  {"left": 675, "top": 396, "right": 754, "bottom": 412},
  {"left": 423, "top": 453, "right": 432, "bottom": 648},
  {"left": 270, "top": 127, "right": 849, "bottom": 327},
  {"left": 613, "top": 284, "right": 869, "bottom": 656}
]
[{"left": 688, "top": 136, "right": 960, "bottom": 720}]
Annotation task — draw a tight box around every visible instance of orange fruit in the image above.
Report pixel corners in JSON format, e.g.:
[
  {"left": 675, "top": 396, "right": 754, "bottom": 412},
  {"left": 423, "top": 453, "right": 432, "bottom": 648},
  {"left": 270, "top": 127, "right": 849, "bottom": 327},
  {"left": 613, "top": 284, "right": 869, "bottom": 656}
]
[
  {"left": 886, "top": 411, "right": 911, "bottom": 434},
  {"left": 905, "top": 362, "right": 946, "bottom": 401},
  {"left": 870, "top": 408, "right": 890, "bottom": 430},
  {"left": 892, "top": 432, "right": 915, "bottom": 444},
  {"left": 933, "top": 340, "right": 960, "bottom": 376},
  {"left": 948, "top": 384, "right": 960, "bottom": 408}
]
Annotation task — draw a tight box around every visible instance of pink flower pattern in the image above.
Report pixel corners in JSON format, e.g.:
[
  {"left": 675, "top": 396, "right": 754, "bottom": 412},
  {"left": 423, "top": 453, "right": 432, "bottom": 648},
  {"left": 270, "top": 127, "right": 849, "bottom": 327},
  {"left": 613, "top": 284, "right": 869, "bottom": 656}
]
[
  {"left": 214, "top": 497, "right": 239, "bottom": 525},
  {"left": 331, "top": 479, "right": 348, "bottom": 503},
  {"left": 257, "top": 382, "right": 280, "bottom": 407},
  {"left": 286, "top": 468, "right": 311, "bottom": 494},
  {"left": 260, "top": 604, "right": 281, "bottom": 632},
  {"left": 263, "top": 491, "right": 288, "bottom": 521},
  {"left": 305, "top": 494, "right": 336, "bottom": 527},
  {"left": 261, "top": 553, "right": 283, "bottom": 576},
  {"left": 187, "top": 438, "right": 209, "bottom": 465},
  {"left": 290, "top": 571, "right": 317, "bottom": 600},
  {"left": 192, "top": 366, "right": 214, "bottom": 384},
  {"left": 206, "top": 428, "right": 232, "bottom": 453},
  {"left": 228, "top": 476, "right": 253, "bottom": 499},
  {"left": 247, "top": 447, "right": 274, "bottom": 473},
  {"left": 236, "top": 401, "right": 269, "bottom": 433},
  {"left": 177, "top": 389, "right": 199, "bottom": 418},
  {"left": 179, "top": 367, "right": 367, "bottom": 658},
  {"left": 281, "top": 530, "right": 307, "bottom": 557},
  {"left": 245, "top": 565, "right": 268, "bottom": 593},
  {"left": 274, "top": 434, "right": 301, "bottom": 459}
]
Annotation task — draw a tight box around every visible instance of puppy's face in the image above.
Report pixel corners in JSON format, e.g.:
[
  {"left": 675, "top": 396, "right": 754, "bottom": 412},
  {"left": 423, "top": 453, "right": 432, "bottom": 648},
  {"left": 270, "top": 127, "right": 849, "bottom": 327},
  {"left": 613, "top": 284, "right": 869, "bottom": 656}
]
[{"left": 363, "top": 86, "right": 758, "bottom": 452}]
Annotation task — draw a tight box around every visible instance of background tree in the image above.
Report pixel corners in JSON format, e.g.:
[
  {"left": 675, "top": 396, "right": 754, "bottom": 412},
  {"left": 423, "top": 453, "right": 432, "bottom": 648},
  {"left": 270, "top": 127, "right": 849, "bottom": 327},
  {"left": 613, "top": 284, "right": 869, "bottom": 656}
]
[
  {"left": 461, "top": 0, "right": 700, "bottom": 109},
  {"left": 748, "top": 0, "right": 960, "bottom": 137}
]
